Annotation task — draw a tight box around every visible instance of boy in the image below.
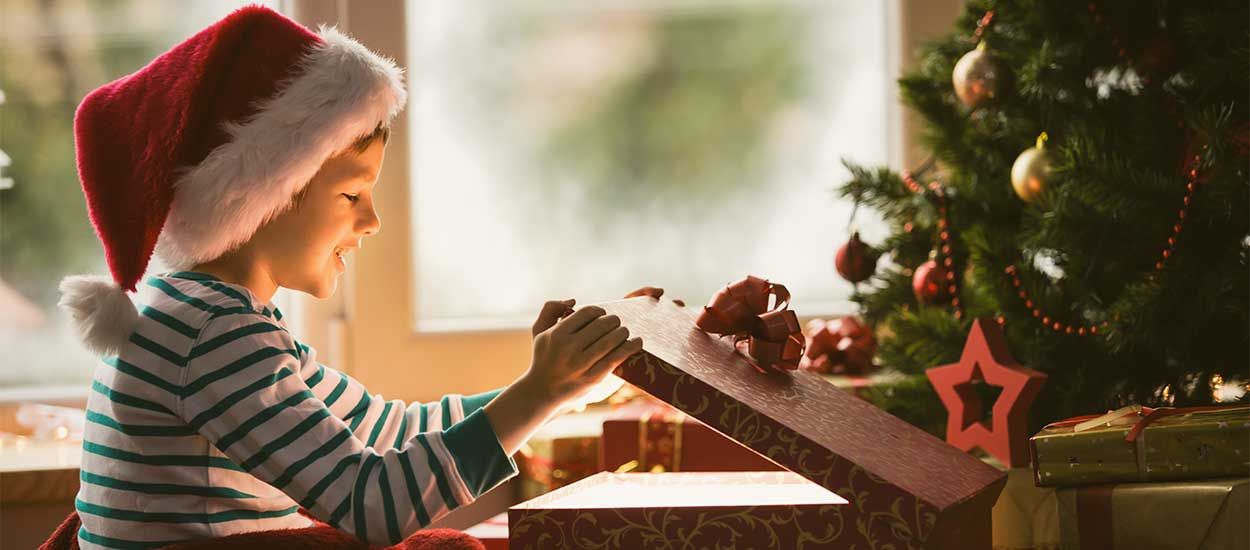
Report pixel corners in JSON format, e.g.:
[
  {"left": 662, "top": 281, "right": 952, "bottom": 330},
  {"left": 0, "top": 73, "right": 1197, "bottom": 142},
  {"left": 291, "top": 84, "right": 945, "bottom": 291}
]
[{"left": 58, "top": 6, "right": 643, "bottom": 547}]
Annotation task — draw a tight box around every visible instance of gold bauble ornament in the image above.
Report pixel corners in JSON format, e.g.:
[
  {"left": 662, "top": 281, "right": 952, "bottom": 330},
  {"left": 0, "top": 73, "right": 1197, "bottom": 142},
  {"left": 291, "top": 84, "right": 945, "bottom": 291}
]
[
  {"left": 952, "top": 42, "right": 1001, "bottom": 108},
  {"left": 1011, "top": 133, "right": 1051, "bottom": 203}
]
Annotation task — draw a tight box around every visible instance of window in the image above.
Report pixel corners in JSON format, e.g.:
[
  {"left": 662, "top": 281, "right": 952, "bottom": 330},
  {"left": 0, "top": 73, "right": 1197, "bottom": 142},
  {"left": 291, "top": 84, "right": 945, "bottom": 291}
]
[
  {"left": 407, "top": 0, "right": 897, "bottom": 331},
  {"left": 0, "top": 0, "right": 276, "bottom": 392}
]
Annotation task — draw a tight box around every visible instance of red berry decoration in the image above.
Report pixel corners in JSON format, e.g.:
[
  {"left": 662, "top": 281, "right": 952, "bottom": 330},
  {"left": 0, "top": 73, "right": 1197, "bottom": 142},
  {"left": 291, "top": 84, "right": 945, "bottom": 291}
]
[
  {"left": 913, "top": 260, "right": 952, "bottom": 304},
  {"left": 835, "top": 232, "right": 878, "bottom": 283}
]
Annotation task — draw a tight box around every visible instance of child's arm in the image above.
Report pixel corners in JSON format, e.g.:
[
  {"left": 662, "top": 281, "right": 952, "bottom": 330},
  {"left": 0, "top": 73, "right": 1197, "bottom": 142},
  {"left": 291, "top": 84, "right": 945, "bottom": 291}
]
[
  {"left": 179, "top": 301, "right": 637, "bottom": 545},
  {"left": 299, "top": 296, "right": 644, "bottom": 455},
  {"left": 295, "top": 300, "right": 639, "bottom": 472},
  {"left": 405, "top": 388, "right": 503, "bottom": 432},
  {"left": 297, "top": 345, "right": 502, "bottom": 446},
  {"left": 179, "top": 313, "right": 515, "bottom": 545}
]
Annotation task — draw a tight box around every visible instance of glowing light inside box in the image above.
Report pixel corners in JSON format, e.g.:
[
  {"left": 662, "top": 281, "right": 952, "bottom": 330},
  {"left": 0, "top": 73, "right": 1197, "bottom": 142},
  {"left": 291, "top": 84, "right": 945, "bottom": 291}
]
[{"left": 537, "top": 473, "right": 848, "bottom": 508}]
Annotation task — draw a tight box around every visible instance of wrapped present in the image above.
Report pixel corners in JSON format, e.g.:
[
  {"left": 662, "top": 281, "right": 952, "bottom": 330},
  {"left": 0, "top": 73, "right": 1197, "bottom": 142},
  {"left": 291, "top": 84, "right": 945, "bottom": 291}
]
[
  {"left": 991, "top": 467, "right": 1062, "bottom": 550},
  {"left": 511, "top": 287, "right": 1005, "bottom": 550},
  {"left": 1052, "top": 476, "right": 1248, "bottom": 550},
  {"left": 1030, "top": 404, "right": 1250, "bottom": 487},
  {"left": 512, "top": 471, "right": 849, "bottom": 548},
  {"left": 600, "top": 398, "right": 782, "bottom": 474},
  {"left": 515, "top": 408, "right": 605, "bottom": 501},
  {"left": 990, "top": 468, "right": 1248, "bottom": 550}
]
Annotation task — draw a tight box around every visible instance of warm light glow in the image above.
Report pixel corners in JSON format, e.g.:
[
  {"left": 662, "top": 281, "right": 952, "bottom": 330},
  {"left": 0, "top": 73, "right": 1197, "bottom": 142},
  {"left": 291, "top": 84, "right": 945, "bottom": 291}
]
[
  {"left": 1159, "top": 384, "right": 1175, "bottom": 405},
  {"left": 1211, "top": 374, "right": 1249, "bottom": 402},
  {"left": 568, "top": 374, "right": 626, "bottom": 412},
  {"left": 536, "top": 472, "right": 847, "bottom": 508}
]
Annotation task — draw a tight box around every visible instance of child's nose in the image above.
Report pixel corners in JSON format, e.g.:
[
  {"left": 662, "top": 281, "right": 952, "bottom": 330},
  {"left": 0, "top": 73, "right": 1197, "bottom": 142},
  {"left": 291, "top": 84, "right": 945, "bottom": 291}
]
[{"left": 357, "top": 207, "right": 381, "bottom": 236}]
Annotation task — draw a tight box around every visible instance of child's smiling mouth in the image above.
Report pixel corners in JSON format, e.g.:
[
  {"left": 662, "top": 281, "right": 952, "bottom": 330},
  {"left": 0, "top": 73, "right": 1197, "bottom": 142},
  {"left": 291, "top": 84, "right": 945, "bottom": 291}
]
[{"left": 333, "top": 247, "right": 352, "bottom": 269}]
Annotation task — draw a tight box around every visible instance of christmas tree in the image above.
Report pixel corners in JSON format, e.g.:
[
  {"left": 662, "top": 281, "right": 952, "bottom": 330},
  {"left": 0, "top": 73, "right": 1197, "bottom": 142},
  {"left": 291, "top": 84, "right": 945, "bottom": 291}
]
[{"left": 839, "top": 0, "right": 1249, "bottom": 433}]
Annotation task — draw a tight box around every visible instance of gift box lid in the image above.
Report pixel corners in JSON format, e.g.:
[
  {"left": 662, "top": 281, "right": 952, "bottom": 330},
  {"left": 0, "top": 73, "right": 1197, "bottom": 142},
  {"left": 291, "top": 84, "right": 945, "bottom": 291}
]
[{"left": 598, "top": 297, "right": 1006, "bottom": 546}]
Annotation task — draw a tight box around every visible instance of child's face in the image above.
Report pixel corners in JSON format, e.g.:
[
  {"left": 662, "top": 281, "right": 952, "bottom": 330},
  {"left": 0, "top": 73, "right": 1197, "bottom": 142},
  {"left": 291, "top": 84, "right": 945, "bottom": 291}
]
[{"left": 252, "top": 137, "right": 386, "bottom": 299}]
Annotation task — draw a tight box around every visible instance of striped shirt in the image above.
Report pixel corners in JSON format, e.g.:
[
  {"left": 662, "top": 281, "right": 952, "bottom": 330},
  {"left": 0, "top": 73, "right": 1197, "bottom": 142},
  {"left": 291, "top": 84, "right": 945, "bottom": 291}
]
[{"left": 76, "top": 271, "right": 517, "bottom": 548}]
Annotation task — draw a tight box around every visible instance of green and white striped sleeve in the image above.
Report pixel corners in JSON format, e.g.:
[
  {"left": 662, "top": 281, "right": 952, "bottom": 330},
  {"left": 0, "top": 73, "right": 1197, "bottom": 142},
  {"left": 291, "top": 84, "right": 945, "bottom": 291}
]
[
  {"left": 179, "top": 314, "right": 517, "bottom": 545},
  {"left": 296, "top": 341, "right": 504, "bottom": 446}
]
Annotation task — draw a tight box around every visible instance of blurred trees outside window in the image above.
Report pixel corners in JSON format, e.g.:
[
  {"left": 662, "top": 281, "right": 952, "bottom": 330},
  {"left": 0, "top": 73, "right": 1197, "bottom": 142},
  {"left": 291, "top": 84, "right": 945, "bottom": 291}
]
[
  {"left": 0, "top": 0, "right": 272, "bottom": 390},
  {"left": 408, "top": 0, "right": 897, "bottom": 330}
]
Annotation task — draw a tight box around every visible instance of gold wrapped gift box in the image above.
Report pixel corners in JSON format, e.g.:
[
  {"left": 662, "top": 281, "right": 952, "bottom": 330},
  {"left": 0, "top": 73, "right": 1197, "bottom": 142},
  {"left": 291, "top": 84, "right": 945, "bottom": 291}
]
[
  {"left": 992, "top": 468, "right": 1248, "bottom": 550},
  {"left": 1030, "top": 404, "right": 1249, "bottom": 487}
]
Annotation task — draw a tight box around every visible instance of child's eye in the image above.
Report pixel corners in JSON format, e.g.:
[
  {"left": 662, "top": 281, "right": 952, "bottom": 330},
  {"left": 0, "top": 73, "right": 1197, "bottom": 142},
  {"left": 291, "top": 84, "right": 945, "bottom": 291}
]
[{"left": 342, "top": 193, "right": 360, "bottom": 204}]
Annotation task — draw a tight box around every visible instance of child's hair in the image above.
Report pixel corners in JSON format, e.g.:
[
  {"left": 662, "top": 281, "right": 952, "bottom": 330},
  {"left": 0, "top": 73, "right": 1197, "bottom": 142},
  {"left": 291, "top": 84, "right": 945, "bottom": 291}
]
[
  {"left": 285, "top": 124, "right": 390, "bottom": 209},
  {"left": 350, "top": 123, "right": 390, "bottom": 153}
]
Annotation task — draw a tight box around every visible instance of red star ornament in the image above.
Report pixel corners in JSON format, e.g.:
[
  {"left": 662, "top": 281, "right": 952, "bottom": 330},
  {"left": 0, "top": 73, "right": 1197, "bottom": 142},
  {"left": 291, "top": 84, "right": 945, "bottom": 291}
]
[{"left": 925, "top": 318, "right": 1047, "bottom": 467}]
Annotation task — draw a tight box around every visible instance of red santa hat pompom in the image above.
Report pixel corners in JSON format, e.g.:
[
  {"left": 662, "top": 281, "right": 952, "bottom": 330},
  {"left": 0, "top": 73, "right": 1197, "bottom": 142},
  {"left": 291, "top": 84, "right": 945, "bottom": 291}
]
[{"left": 58, "top": 6, "right": 406, "bottom": 355}]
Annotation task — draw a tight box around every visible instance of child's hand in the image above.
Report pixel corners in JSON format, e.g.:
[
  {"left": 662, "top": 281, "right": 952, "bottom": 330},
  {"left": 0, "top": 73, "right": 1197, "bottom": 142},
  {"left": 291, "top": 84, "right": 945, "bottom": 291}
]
[
  {"left": 524, "top": 301, "right": 643, "bottom": 406},
  {"left": 531, "top": 299, "right": 575, "bottom": 336},
  {"left": 623, "top": 286, "right": 664, "bottom": 300},
  {"left": 624, "top": 286, "right": 684, "bottom": 307},
  {"left": 485, "top": 299, "right": 642, "bottom": 456}
]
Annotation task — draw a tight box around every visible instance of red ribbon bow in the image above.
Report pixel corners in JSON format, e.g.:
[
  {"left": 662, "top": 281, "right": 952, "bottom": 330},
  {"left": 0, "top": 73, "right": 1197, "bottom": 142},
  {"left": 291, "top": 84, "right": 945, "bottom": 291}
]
[
  {"left": 695, "top": 276, "right": 805, "bottom": 373},
  {"left": 801, "top": 317, "right": 877, "bottom": 375}
]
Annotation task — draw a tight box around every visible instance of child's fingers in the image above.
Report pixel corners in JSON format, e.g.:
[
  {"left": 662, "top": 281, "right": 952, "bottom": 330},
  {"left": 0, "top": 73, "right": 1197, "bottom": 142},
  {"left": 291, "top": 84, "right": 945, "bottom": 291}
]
[
  {"left": 532, "top": 299, "right": 575, "bottom": 336},
  {"left": 586, "top": 337, "right": 644, "bottom": 380},
  {"left": 623, "top": 286, "right": 664, "bottom": 300},
  {"left": 573, "top": 315, "right": 622, "bottom": 350},
  {"left": 581, "top": 325, "right": 629, "bottom": 361},
  {"left": 552, "top": 305, "right": 606, "bottom": 336}
]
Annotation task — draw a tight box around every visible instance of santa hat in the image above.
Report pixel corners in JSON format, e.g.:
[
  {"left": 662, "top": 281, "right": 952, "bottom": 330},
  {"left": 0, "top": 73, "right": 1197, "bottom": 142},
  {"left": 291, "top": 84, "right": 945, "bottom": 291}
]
[{"left": 58, "top": 5, "right": 406, "bottom": 355}]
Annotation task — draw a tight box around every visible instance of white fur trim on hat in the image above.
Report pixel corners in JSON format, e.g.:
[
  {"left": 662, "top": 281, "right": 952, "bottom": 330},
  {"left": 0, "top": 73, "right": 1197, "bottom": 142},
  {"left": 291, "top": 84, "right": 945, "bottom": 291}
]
[
  {"left": 154, "top": 27, "right": 406, "bottom": 270},
  {"left": 58, "top": 274, "right": 139, "bottom": 357}
]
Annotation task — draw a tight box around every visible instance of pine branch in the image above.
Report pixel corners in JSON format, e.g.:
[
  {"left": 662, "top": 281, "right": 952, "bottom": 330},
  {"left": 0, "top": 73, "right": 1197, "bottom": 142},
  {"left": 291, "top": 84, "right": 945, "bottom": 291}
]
[{"left": 835, "top": 0, "right": 1248, "bottom": 428}]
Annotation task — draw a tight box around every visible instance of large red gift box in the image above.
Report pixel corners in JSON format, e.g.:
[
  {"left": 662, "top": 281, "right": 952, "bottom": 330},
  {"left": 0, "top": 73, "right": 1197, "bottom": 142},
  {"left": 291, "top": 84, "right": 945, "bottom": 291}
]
[
  {"left": 510, "top": 298, "right": 1006, "bottom": 549},
  {"left": 600, "top": 399, "right": 782, "bottom": 474},
  {"left": 511, "top": 471, "right": 847, "bottom": 548}
]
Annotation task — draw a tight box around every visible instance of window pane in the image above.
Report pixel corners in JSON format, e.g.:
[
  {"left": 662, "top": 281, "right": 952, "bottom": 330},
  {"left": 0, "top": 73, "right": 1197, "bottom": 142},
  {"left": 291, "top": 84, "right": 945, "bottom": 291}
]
[
  {"left": 408, "top": 0, "right": 893, "bottom": 330},
  {"left": 0, "top": 0, "right": 273, "bottom": 390}
]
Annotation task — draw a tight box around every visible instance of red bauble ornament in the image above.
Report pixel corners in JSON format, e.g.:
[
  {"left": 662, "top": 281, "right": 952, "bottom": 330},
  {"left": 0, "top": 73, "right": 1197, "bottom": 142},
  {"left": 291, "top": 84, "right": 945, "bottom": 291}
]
[
  {"left": 835, "top": 232, "right": 878, "bottom": 283},
  {"left": 800, "top": 316, "right": 878, "bottom": 375},
  {"left": 912, "top": 260, "right": 952, "bottom": 304}
]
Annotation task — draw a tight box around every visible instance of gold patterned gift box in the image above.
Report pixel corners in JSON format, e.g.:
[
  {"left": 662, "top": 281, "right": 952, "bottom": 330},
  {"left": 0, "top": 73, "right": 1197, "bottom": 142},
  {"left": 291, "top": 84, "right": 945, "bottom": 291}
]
[
  {"left": 991, "top": 467, "right": 1248, "bottom": 550},
  {"left": 1029, "top": 404, "right": 1250, "bottom": 487},
  {"left": 510, "top": 298, "right": 1006, "bottom": 550}
]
